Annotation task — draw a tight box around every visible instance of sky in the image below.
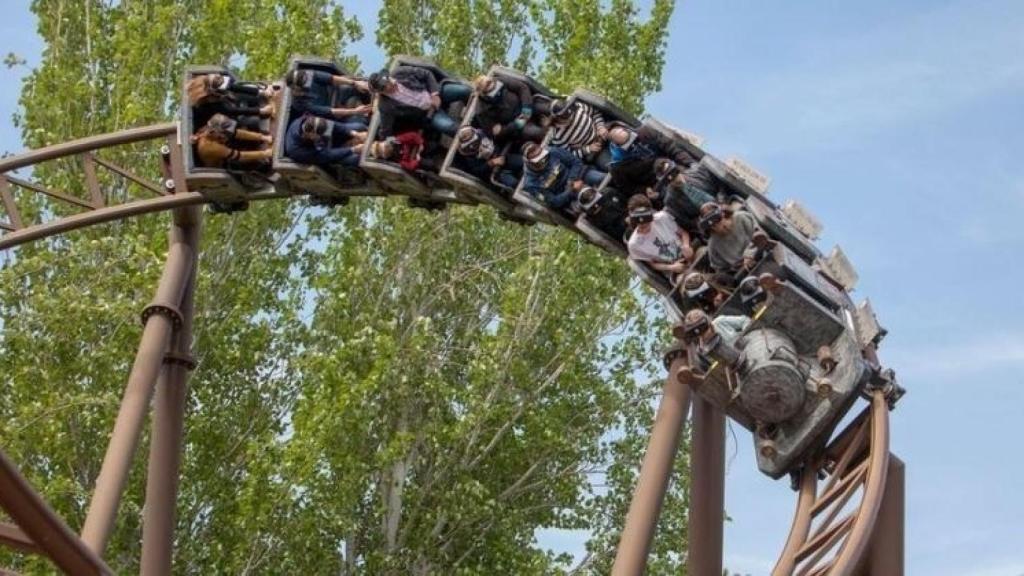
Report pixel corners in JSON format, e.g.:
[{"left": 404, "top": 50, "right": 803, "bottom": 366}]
[{"left": 3, "top": 1, "right": 1024, "bottom": 574}]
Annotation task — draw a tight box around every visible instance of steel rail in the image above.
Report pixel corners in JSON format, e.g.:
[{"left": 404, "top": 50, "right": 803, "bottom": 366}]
[
  {"left": 0, "top": 123, "right": 176, "bottom": 174},
  {"left": 771, "top": 392, "right": 891, "bottom": 576}
]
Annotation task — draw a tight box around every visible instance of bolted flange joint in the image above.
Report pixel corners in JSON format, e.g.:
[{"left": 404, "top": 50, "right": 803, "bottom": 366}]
[
  {"left": 862, "top": 365, "right": 905, "bottom": 409},
  {"left": 163, "top": 350, "right": 197, "bottom": 371},
  {"left": 140, "top": 301, "right": 184, "bottom": 329}
]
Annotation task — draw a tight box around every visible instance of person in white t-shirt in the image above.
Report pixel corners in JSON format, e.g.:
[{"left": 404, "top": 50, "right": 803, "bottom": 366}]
[{"left": 626, "top": 194, "right": 695, "bottom": 280}]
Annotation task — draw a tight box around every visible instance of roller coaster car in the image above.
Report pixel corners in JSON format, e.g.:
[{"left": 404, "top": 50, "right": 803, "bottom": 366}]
[
  {"left": 181, "top": 66, "right": 273, "bottom": 207},
  {"left": 687, "top": 247, "right": 868, "bottom": 479},
  {"left": 440, "top": 66, "right": 558, "bottom": 221},
  {"left": 359, "top": 55, "right": 472, "bottom": 210},
  {"left": 569, "top": 89, "right": 641, "bottom": 257},
  {"left": 437, "top": 86, "right": 539, "bottom": 223},
  {"left": 272, "top": 56, "right": 373, "bottom": 201}
]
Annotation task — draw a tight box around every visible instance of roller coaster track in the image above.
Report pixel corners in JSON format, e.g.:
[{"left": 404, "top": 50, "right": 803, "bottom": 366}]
[{"left": 0, "top": 124, "right": 902, "bottom": 575}]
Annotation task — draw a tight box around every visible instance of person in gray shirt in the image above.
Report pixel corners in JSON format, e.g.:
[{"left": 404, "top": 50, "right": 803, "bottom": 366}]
[{"left": 699, "top": 202, "right": 762, "bottom": 273}]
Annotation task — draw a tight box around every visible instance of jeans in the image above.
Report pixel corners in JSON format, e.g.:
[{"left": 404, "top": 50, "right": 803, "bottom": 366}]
[
  {"left": 583, "top": 167, "right": 607, "bottom": 188},
  {"left": 430, "top": 82, "right": 472, "bottom": 136}
]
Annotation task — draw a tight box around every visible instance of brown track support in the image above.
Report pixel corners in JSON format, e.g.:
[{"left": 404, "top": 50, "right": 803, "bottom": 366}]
[
  {"left": 141, "top": 158, "right": 202, "bottom": 575},
  {"left": 80, "top": 226, "right": 195, "bottom": 554},
  {"left": 611, "top": 351, "right": 693, "bottom": 575},
  {"left": 688, "top": 396, "right": 726, "bottom": 576},
  {"left": 0, "top": 523, "right": 37, "bottom": 555},
  {"left": 772, "top": 391, "right": 893, "bottom": 576},
  {"left": 0, "top": 449, "right": 113, "bottom": 575}
]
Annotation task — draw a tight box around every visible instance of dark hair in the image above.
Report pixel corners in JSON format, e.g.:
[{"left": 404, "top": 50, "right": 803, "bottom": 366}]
[
  {"left": 300, "top": 116, "right": 329, "bottom": 144},
  {"left": 285, "top": 69, "right": 312, "bottom": 90},
  {"left": 368, "top": 70, "right": 391, "bottom": 92},
  {"left": 551, "top": 99, "right": 572, "bottom": 121},
  {"left": 627, "top": 194, "right": 653, "bottom": 212}
]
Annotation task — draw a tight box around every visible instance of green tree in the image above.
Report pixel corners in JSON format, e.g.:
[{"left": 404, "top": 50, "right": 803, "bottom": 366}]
[
  {"left": 1, "top": 1, "right": 361, "bottom": 574},
  {"left": 282, "top": 1, "right": 685, "bottom": 573},
  {"left": 1, "top": 0, "right": 688, "bottom": 574}
]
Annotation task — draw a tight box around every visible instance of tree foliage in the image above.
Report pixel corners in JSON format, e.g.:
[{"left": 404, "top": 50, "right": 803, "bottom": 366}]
[{"left": 0, "top": 1, "right": 688, "bottom": 574}]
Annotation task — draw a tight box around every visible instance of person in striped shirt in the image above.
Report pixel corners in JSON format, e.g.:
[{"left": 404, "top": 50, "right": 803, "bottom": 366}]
[{"left": 548, "top": 99, "right": 610, "bottom": 169}]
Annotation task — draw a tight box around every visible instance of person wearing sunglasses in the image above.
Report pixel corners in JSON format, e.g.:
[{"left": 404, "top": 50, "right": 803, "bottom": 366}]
[
  {"left": 699, "top": 202, "right": 766, "bottom": 273},
  {"left": 548, "top": 99, "right": 609, "bottom": 168},
  {"left": 625, "top": 194, "right": 695, "bottom": 280},
  {"left": 284, "top": 115, "right": 366, "bottom": 168}
]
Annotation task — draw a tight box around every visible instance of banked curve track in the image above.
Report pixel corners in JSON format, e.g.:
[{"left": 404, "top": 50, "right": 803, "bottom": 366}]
[{"left": 0, "top": 123, "right": 899, "bottom": 575}]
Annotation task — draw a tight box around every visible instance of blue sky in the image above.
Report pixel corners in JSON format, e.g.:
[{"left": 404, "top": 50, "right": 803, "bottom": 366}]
[{"left": 3, "top": 1, "right": 1024, "bottom": 574}]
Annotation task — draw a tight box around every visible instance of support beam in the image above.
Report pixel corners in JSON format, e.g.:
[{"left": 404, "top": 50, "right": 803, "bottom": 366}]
[
  {"left": 141, "top": 206, "right": 201, "bottom": 576},
  {"left": 0, "top": 449, "right": 112, "bottom": 575},
  {"left": 688, "top": 397, "right": 726, "bottom": 576},
  {"left": 857, "top": 455, "right": 904, "bottom": 575},
  {"left": 0, "top": 178, "right": 24, "bottom": 230},
  {"left": 80, "top": 229, "right": 195, "bottom": 555},
  {"left": 611, "top": 353, "right": 693, "bottom": 575},
  {"left": 0, "top": 522, "right": 38, "bottom": 554}
]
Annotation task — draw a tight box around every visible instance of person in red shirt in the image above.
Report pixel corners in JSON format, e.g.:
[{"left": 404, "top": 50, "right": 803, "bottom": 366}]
[{"left": 370, "top": 130, "right": 425, "bottom": 172}]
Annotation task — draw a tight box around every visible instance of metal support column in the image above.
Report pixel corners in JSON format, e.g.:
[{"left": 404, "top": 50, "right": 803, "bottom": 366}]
[
  {"left": 81, "top": 220, "right": 195, "bottom": 554},
  {"left": 140, "top": 205, "right": 201, "bottom": 576},
  {"left": 687, "top": 396, "right": 726, "bottom": 576},
  {"left": 611, "top": 353, "right": 693, "bottom": 575},
  {"left": 859, "top": 455, "right": 904, "bottom": 575}
]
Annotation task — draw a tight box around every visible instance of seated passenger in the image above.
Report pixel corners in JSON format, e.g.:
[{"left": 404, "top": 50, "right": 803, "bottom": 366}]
[
  {"left": 607, "top": 124, "right": 701, "bottom": 196},
  {"left": 191, "top": 113, "right": 272, "bottom": 169},
  {"left": 626, "top": 194, "right": 695, "bottom": 280},
  {"left": 369, "top": 131, "right": 429, "bottom": 172},
  {"left": 473, "top": 75, "right": 546, "bottom": 143},
  {"left": 188, "top": 73, "right": 273, "bottom": 131},
  {"left": 682, "top": 309, "right": 750, "bottom": 365},
  {"left": 680, "top": 272, "right": 726, "bottom": 314},
  {"left": 699, "top": 203, "right": 765, "bottom": 275},
  {"left": 655, "top": 159, "right": 717, "bottom": 229},
  {"left": 577, "top": 186, "right": 627, "bottom": 241},
  {"left": 285, "top": 69, "right": 372, "bottom": 125},
  {"left": 522, "top": 143, "right": 605, "bottom": 210},
  {"left": 548, "top": 99, "right": 609, "bottom": 168},
  {"left": 453, "top": 126, "right": 522, "bottom": 189},
  {"left": 368, "top": 66, "right": 470, "bottom": 137},
  {"left": 284, "top": 115, "right": 365, "bottom": 168}
]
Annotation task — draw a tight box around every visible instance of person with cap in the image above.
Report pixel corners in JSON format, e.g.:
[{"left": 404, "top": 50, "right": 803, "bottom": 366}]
[
  {"left": 607, "top": 123, "right": 702, "bottom": 196},
  {"left": 192, "top": 113, "right": 273, "bottom": 169},
  {"left": 576, "top": 185, "right": 627, "bottom": 240},
  {"left": 368, "top": 66, "right": 471, "bottom": 137},
  {"left": 188, "top": 72, "right": 274, "bottom": 132},
  {"left": 625, "top": 194, "right": 695, "bottom": 279},
  {"left": 522, "top": 143, "right": 605, "bottom": 210},
  {"left": 285, "top": 68, "right": 371, "bottom": 125},
  {"left": 284, "top": 115, "right": 365, "bottom": 168},
  {"left": 473, "top": 74, "right": 546, "bottom": 143},
  {"left": 699, "top": 202, "right": 766, "bottom": 274},
  {"left": 548, "top": 99, "right": 609, "bottom": 166},
  {"left": 453, "top": 125, "right": 523, "bottom": 189},
  {"left": 654, "top": 158, "right": 720, "bottom": 230}
]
